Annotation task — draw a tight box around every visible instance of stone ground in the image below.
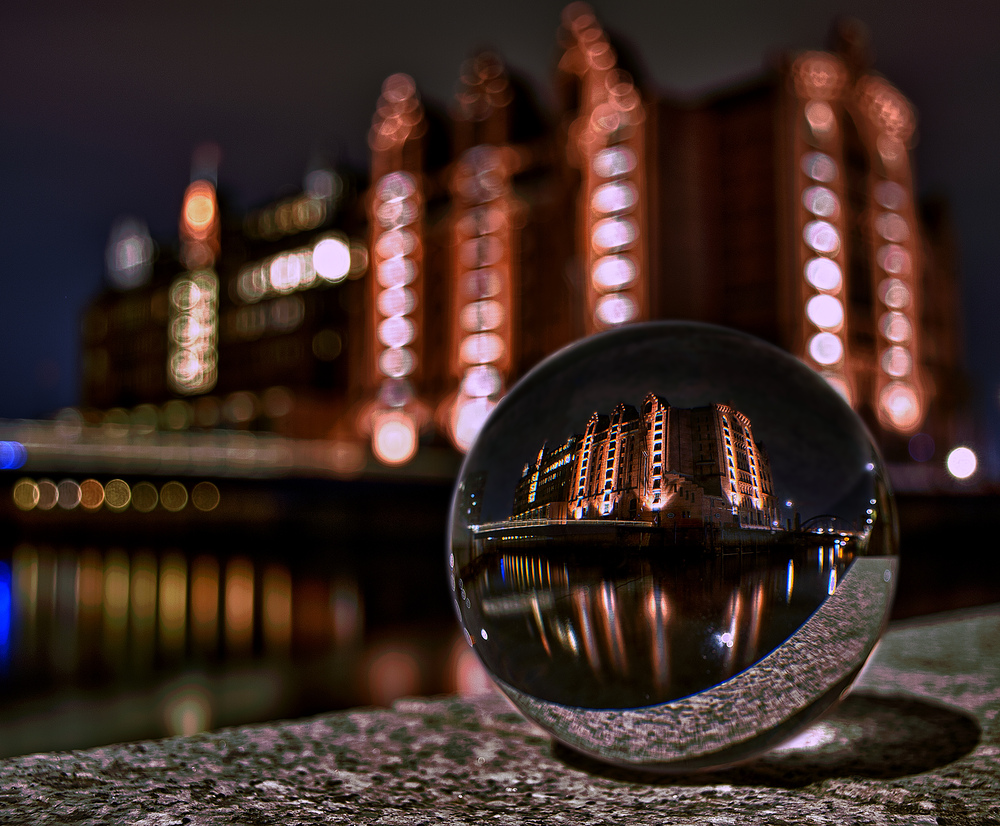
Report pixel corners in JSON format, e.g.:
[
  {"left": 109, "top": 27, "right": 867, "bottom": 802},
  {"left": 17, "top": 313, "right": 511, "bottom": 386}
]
[{"left": 0, "top": 605, "right": 997, "bottom": 825}]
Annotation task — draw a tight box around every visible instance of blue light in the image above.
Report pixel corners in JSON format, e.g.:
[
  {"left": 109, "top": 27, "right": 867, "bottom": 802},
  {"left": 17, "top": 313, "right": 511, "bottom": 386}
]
[
  {"left": 0, "top": 441, "right": 27, "bottom": 470},
  {"left": 0, "top": 561, "right": 11, "bottom": 669}
]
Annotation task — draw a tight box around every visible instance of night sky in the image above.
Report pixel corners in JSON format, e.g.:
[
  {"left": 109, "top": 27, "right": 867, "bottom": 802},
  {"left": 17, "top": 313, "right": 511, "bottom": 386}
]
[{"left": 2, "top": 1, "right": 997, "bottom": 474}]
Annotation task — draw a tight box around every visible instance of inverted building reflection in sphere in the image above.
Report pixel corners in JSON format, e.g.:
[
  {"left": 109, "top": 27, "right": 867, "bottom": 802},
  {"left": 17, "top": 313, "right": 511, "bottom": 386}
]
[{"left": 448, "top": 322, "right": 898, "bottom": 771}]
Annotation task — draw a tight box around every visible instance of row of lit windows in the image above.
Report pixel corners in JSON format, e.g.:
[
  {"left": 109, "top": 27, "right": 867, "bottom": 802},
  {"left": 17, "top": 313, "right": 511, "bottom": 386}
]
[
  {"left": 448, "top": 147, "right": 512, "bottom": 452},
  {"left": 564, "top": 9, "right": 646, "bottom": 337},
  {"left": 370, "top": 169, "right": 422, "bottom": 467},
  {"left": 590, "top": 146, "right": 641, "bottom": 329},
  {"left": 167, "top": 270, "right": 219, "bottom": 395},
  {"left": 800, "top": 150, "right": 852, "bottom": 405},
  {"left": 234, "top": 235, "right": 363, "bottom": 304},
  {"left": 12, "top": 478, "right": 220, "bottom": 513},
  {"left": 793, "top": 54, "right": 853, "bottom": 405},
  {"left": 871, "top": 178, "right": 922, "bottom": 431}
]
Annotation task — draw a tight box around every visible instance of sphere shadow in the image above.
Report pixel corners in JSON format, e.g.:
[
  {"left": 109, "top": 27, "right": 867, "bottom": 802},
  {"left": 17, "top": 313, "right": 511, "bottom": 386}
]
[{"left": 550, "top": 691, "right": 981, "bottom": 788}]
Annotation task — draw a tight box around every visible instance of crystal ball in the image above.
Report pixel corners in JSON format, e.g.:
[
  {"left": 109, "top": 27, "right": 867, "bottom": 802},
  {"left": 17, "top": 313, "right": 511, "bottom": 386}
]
[{"left": 448, "top": 322, "right": 898, "bottom": 771}]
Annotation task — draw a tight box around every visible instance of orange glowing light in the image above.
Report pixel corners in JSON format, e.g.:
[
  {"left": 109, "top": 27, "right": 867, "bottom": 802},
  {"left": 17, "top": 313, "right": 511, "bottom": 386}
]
[
  {"left": 879, "top": 382, "right": 921, "bottom": 431},
  {"left": 79, "top": 478, "right": 104, "bottom": 510},
  {"left": 162, "top": 679, "right": 212, "bottom": 736},
  {"left": 367, "top": 646, "right": 421, "bottom": 706},
  {"left": 372, "top": 411, "right": 418, "bottom": 466},
  {"left": 130, "top": 551, "right": 157, "bottom": 662},
  {"left": 12, "top": 479, "right": 39, "bottom": 511},
  {"left": 262, "top": 564, "right": 292, "bottom": 653},
  {"left": 159, "top": 553, "right": 187, "bottom": 655},
  {"left": 182, "top": 181, "right": 218, "bottom": 237},
  {"left": 792, "top": 53, "right": 846, "bottom": 100},
  {"left": 804, "top": 100, "right": 836, "bottom": 136},
  {"left": 190, "top": 555, "right": 219, "bottom": 651},
  {"left": 224, "top": 557, "right": 254, "bottom": 655},
  {"left": 102, "top": 550, "right": 130, "bottom": 644},
  {"left": 77, "top": 549, "right": 104, "bottom": 617}
]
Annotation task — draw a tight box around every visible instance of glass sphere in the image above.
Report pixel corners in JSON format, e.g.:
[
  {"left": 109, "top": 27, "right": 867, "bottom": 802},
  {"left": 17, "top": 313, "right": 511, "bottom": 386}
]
[{"left": 448, "top": 322, "right": 897, "bottom": 771}]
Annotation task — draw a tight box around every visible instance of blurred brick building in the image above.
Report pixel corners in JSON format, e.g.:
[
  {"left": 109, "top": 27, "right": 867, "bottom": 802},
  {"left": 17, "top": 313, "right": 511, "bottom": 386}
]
[{"left": 80, "top": 5, "right": 963, "bottom": 469}]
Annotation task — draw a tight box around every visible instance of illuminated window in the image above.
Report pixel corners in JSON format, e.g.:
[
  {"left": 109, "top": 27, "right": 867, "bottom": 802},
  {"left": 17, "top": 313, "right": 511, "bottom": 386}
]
[
  {"left": 168, "top": 270, "right": 218, "bottom": 394},
  {"left": 801, "top": 152, "right": 837, "bottom": 182}
]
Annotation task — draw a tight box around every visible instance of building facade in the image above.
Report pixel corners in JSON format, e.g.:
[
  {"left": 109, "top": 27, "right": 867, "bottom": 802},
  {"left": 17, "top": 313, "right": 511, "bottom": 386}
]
[
  {"left": 79, "top": 6, "right": 963, "bottom": 473},
  {"left": 512, "top": 393, "right": 778, "bottom": 531}
]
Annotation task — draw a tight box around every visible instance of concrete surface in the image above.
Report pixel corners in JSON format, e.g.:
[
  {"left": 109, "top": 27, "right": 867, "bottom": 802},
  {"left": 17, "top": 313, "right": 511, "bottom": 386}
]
[{"left": 0, "top": 605, "right": 997, "bottom": 825}]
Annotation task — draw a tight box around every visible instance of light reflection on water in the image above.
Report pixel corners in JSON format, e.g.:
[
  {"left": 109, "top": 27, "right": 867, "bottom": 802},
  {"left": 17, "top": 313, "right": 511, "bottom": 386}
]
[
  {"left": 0, "top": 530, "right": 469, "bottom": 756},
  {"left": 0, "top": 543, "right": 365, "bottom": 684},
  {"left": 463, "top": 543, "right": 854, "bottom": 709}
]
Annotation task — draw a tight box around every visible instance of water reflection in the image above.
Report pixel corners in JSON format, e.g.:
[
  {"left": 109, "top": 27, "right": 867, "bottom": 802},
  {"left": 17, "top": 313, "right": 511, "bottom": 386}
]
[
  {"left": 1, "top": 543, "right": 365, "bottom": 683},
  {"left": 461, "top": 543, "right": 854, "bottom": 709}
]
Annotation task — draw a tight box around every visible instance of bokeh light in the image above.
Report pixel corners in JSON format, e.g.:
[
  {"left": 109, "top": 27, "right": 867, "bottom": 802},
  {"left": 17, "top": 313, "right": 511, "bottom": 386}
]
[
  {"left": 808, "top": 332, "right": 843, "bottom": 365},
  {"left": 36, "top": 480, "right": 58, "bottom": 511},
  {"left": 162, "top": 678, "right": 213, "bottom": 737},
  {"left": 225, "top": 558, "right": 255, "bottom": 656},
  {"left": 79, "top": 479, "right": 105, "bottom": 510},
  {"left": 801, "top": 151, "right": 837, "bottom": 182},
  {"left": 803, "top": 220, "right": 840, "bottom": 254},
  {"left": 191, "top": 481, "right": 220, "bottom": 512},
  {"left": 12, "top": 479, "right": 39, "bottom": 511},
  {"left": 160, "top": 481, "right": 188, "bottom": 512},
  {"left": 263, "top": 564, "right": 293, "bottom": 654},
  {"left": 313, "top": 237, "right": 352, "bottom": 282},
  {"left": 879, "top": 382, "right": 921, "bottom": 430},
  {"left": 946, "top": 446, "right": 977, "bottom": 480},
  {"left": 131, "top": 481, "right": 157, "bottom": 513},
  {"left": 190, "top": 556, "right": 220, "bottom": 652},
  {"left": 56, "top": 479, "right": 81, "bottom": 510},
  {"left": 806, "top": 294, "right": 844, "bottom": 329},
  {"left": 367, "top": 645, "right": 421, "bottom": 706},
  {"left": 451, "top": 396, "right": 496, "bottom": 453},
  {"left": 0, "top": 441, "right": 27, "bottom": 470},
  {"left": 104, "top": 479, "right": 132, "bottom": 511},
  {"left": 804, "top": 257, "right": 842, "bottom": 292},
  {"left": 372, "top": 412, "right": 418, "bottom": 466},
  {"left": 159, "top": 553, "right": 188, "bottom": 655},
  {"left": 106, "top": 216, "right": 154, "bottom": 290}
]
